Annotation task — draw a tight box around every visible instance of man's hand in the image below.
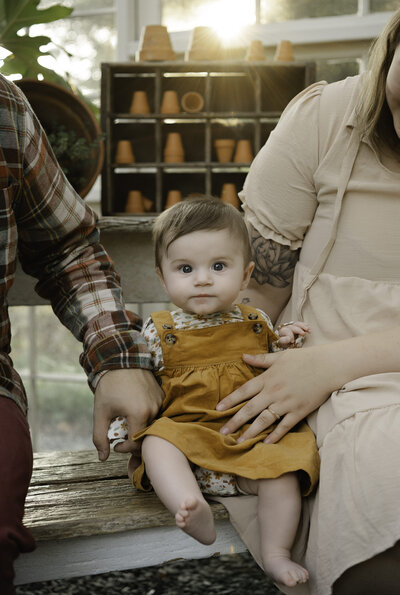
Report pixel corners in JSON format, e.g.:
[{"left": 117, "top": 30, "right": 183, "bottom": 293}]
[{"left": 93, "top": 368, "right": 163, "bottom": 462}]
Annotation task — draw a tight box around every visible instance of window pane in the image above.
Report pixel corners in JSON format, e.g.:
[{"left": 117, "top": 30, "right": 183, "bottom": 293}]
[
  {"left": 162, "top": 0, "right": 256, "bottom": 32},
  {"left": 35, "top": 307, "right": 83, "bottom": 375},
  {"left": 370, "top": 0, "right": 399, "bottom": 11},
  {"left": 260, "top": 0, "right": 357, "bottom": 23},
  {"left": 9, "top": 306, "right": 30, "bottom": 375},
  {"left": 316, "top": 59, "right": 360, "bottom": 84},
  {"left": 31, "top": 13, "right": 116, "bottom": 105},
  {"left": 34, "top": 381, "right": 93, "bottom": 451}
]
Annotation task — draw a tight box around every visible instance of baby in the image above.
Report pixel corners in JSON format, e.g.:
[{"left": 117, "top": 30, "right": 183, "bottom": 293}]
[{"left": 108, "top": 196, "right": 319, "bottom": 588}]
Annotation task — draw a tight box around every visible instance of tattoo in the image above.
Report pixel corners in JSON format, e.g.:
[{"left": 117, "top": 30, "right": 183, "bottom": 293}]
[{"left": 249, "top": 225, "right": 299, "bottom": 288}]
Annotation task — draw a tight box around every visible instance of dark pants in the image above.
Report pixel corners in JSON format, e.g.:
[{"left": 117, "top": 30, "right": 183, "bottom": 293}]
[{"left": 0, "top": 397, "right": 35, "bottom": 594}]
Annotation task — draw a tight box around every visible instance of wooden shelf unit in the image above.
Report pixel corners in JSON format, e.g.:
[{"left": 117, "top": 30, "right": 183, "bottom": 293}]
[{"left": 101, "top": 61, "right": 315, "bottom": 216}]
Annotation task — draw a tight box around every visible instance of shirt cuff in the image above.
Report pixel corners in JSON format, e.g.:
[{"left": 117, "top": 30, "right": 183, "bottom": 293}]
[{"left": 80, "top": 330, "right": 152, "bottom": 392}]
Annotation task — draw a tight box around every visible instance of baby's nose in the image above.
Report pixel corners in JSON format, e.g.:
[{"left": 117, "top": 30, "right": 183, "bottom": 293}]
[{"left": 194, "top": 269, "right": 212, "bottom": 284}]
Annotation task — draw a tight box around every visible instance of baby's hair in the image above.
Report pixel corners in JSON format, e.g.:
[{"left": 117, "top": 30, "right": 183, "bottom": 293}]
[{"left": 153, "top": 195, "right": 252, "bottom": 269}]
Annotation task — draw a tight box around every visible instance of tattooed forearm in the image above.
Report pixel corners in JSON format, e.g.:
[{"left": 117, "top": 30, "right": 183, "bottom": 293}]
[{"left": 249, "top": 225, "right": 299, "bottom": 288}]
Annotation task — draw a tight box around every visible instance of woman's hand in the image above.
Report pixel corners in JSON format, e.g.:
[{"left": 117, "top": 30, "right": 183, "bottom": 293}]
[
  {"left": 218, "top": 326, "right": 400, "bottom": 444},
  {"left": 217, "top": 347, "right": 336, "bottom": 444}
]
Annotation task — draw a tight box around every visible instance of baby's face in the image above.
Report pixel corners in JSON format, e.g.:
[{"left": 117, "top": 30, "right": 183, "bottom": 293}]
[{"left": 158, "top": 228, "right": 253, "bottom": 315}]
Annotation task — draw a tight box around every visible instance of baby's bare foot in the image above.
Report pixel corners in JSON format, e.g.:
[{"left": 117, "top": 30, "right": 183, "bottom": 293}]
[
  {"left": 263, "top": 554, "right": 309, "bottom": 587},
  {"left": 175, "top": 497, "right": 216, "bottom": 545}
]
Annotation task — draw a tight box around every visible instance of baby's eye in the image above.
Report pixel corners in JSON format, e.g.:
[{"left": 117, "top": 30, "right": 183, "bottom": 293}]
[
  {"left": 213, "top": 262, "right": 225, "bottom": 271},
  {"left": 179, "top": 264, "right": 192, "bottom": 273}
]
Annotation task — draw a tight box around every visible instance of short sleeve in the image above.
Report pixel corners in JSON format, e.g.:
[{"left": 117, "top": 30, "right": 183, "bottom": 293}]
[
  {"left": 142, "top": 316, "right": 163, "bottom": 370},
  {"left": 240, "top": 81, "right": 327, "bottom": 249}
]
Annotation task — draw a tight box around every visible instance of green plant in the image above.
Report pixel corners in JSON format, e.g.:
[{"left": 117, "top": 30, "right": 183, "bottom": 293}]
[
  {"left": 47, "top": 123, "right": 101, "bottom": 193},
  {"left": 0, "top": 0, "right": 74, "bottom": 85}
]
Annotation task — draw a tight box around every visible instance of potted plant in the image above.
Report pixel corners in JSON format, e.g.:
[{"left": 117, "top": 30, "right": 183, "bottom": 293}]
[{"left": 0, "top": 0, "right": 104, "bottom": 197}]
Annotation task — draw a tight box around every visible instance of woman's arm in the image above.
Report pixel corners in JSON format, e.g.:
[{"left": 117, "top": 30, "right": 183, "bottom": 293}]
[
  {"left": 240, "top": 224, "right": 299, "bottom": 324},
  {"left": 218, "top": 326, "right": 400, "bottom": 444}
]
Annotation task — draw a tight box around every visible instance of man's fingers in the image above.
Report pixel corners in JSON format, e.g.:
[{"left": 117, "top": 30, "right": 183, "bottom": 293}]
[
  {"left": 93, "top": 410, "right": 111, "bottom": 461},
  {"left": 114, "top": 438, "right": 141, "bottom": 455}
]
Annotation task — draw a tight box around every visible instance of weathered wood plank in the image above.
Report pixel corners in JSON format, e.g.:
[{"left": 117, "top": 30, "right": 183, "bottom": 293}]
[
  {"left": 29, "top": 449, "right": 130, "bottom": 484},
  {"left": 15, "top": 521, "right": 246, "bottom": 585},
  {"left": 23, "top": 451, "right": 229, "bottom": 541}
]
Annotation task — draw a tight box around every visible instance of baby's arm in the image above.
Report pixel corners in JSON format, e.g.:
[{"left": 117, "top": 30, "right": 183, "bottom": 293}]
[{"left": 275, "top": 321, "right": 311, "bottom": 348}]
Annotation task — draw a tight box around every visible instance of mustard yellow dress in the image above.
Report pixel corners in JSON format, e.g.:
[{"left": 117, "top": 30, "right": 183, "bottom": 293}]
[{"left": 133, "top": 304, "right": 320, "bottom": 496}]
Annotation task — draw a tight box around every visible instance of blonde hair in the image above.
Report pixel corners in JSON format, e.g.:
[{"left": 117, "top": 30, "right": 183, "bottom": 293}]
[
  {"left": 356, "top": 8, "right": 400, "bottom": 153},
  {"left": 153, "top": 196, "right": 252, "bottom": 270}
]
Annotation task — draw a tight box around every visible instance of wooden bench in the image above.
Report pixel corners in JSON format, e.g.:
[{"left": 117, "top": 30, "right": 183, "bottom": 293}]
[{"left": 14, "top": 450, "right": 246, "bottom": 585}]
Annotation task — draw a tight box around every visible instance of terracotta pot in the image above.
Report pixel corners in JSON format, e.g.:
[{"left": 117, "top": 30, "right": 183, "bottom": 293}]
[
  {"left": 185, "top": 26, "right": 221, "bottom": 61},
  {"left": 214, "top": 139, "right": 235, "bottom": 162},
  {"left": 115, "top": 140, "right": 135, "bottom": 164},
  {"left": 136, "top": 25, "right": 176, "bottom": 61},
  {"left": 245, "top": 40, "right": 265, "bottom": 61},
  {"left": 161, "top": 90, "right": 180, "bottom": 114},
  {"left": 143, "top": 197, "right": 154, "bottom": 212},
  {"left": 129, "top": 91, "right": 150, "bottom": 114},
  {"left": 233, "top": 139, "right": 253, "bottom": 163},
  {"left": 16, "top": 78, "right": 104, "bottom": 199},
  {"left": 164, "top": 132, "right": 184, "bottom": 163},
  {"left": 274, "top": 40, "right": 294, "bottom": 62},
  {"left": 165, "top": 190, "right": 182, "bottom": 209},
  {"left": 221, "top": 183, "right": 239, "bottom": 208},
  {"left": 125, "top": 190, "right": 145, "bottom": 213},
  {"left": 181, "top": 91, "right": 204, "bottom": 113}
]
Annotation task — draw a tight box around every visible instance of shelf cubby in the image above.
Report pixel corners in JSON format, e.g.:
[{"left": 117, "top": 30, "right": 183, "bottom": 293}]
[{"left": 101, "top": 61, "right": 315, "bottom": 215}]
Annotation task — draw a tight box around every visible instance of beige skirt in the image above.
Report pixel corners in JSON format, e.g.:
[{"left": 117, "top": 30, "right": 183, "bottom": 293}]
[{"left": 215, "top": 374, "right": 400, "bottom": 595}]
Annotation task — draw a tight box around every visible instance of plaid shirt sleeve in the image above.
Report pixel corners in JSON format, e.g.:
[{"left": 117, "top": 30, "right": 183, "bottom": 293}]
[{"left": 10, "top": 81, "right": 152, "bottom": 390}]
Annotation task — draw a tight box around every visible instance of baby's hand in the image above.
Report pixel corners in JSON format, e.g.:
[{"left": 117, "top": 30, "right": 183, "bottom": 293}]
[{"left": 276, "top": 321, "right": 311, "bottom": 348}]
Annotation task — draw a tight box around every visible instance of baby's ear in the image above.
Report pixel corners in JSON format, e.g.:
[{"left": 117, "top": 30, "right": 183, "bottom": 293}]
[{"left": 241, "top": 261, "right": 255, "bottom": 290}]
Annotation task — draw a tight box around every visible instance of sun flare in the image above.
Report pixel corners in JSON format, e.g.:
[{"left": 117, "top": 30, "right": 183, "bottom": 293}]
[
  {"left": 200, "top": 0, "right": 256, "bottom": 45},
  {"left": 164, "top": 0, "right": 256, "bottom": 46}
]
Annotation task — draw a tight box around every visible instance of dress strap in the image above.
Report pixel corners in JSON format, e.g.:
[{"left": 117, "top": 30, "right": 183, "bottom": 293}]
[
  {"left": 237, "top": 303, "right": 261, "bottom": 319},
  {"left": 298, "top": 126, "right": 361, "bottom": 318},
  {"left": 150, "top": 310, "right": 175, "bottom": 337},
  {"left": 237, "top": 304, "right": 279, "bottom": 342}
]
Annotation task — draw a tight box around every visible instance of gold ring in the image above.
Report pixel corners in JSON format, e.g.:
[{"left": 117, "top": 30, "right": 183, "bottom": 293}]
[{"left": 267, "top": 406, "right": 281, "bottom": 421}]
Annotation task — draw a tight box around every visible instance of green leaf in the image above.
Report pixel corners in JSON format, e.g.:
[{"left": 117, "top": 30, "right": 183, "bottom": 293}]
[
  {"left": 0, "top": 0, "right": 73, "bottom": 80},
  {"left": 0, "top": 1, "right": 72, "bottom": 39}
]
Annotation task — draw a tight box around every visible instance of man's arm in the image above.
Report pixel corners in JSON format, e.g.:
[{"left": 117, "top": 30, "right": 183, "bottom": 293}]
[
  {"left": 239, "top": 223, "right": 299, "bottom": 324},
  {"left": 12, "top": 81, "right": 162, "bottom": 459}
]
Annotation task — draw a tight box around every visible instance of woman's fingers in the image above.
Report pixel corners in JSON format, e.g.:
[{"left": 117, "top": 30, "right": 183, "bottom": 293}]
[
  {"left": 235, "top": 406, "right": 284, "bottom": 442},
  {"left": 216, "top": 374, "right": 262, "bottom": 412},
  {"left": 220, "top": 390, "right": 270, "bottom": 435},
  {"left": 263, "top": 415, "right": 298, "bottom": 444},
  {"left": 217, "top": 352, "right": 277, "bottom": 411}
]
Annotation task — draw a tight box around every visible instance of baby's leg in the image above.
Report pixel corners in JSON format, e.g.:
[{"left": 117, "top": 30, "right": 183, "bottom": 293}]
[
  {"left": 142, "top": 435, "right": 216, "bottom": 545},
  {"left": 237, "top": 473, "right": 308, "bottom": 587}
]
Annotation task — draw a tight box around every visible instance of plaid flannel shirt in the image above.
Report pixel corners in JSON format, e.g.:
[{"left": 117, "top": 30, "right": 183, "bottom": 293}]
[{"left": 0, "top": 75, "right": 151, "bottom": 415}]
